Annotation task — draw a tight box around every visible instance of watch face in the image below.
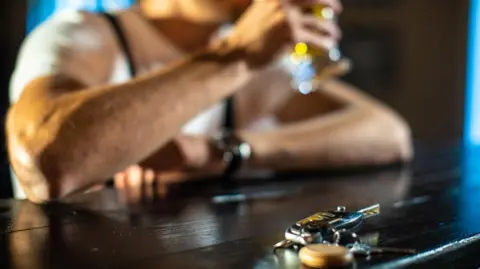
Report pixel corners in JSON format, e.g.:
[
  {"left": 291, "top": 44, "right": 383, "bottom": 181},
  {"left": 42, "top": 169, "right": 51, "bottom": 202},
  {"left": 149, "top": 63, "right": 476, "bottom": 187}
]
[{"left": 238, "top": 142, "right": 252, "bottom": 160}]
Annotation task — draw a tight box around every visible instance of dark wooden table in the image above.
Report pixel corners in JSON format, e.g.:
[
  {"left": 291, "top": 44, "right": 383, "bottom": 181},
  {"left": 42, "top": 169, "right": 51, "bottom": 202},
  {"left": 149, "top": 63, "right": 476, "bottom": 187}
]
[{"left": 2, "top": 143, "right": 480, "bottom": 269}]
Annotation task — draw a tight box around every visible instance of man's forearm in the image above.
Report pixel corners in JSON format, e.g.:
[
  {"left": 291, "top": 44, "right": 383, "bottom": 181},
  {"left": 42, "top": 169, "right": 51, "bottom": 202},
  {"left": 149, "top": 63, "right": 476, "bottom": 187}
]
[
  {"left": 8, "top": 48, "right": 252, "bottom": 201},
  {"left": 238, "top": 105, "right": 412, "bottom": 171}
]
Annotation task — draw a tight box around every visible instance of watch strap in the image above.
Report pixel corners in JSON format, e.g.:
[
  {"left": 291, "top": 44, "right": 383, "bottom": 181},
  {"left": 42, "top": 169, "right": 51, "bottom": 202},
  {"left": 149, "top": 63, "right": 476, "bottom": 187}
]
[{"left": 212, "top": 131, "right": 252, "bottom": 178}]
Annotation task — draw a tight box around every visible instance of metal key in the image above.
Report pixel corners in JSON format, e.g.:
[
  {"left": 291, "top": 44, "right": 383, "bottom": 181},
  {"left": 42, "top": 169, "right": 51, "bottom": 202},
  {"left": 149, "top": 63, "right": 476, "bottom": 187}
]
[
  {"left": 273, "top": 204, "right": 380, "bottom": 252},
  {"left": 347, "top": 242, "right": 417, "bottom": 257},
  {"left": 357, "top": 204, "right": 382, "bottom": 219}
]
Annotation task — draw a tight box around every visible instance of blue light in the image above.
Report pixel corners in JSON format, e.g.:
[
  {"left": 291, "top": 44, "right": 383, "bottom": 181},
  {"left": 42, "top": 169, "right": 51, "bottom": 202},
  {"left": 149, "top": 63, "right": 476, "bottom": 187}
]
[
  {"left": 100, "top": 0, "right": 134, "bottom": 11},
  {"left": 26, "top": 0, "right": 56, "bottom": 33},
  {"left": 462, "top": 0, "right": 480, "bottom": 225},
  {"left": 465, "top": 0, "right": 480, "bottom": 146},
  {"left": 55, "top": 0, "right": 100, "bottom": 12},
  {"left": 27, "top": 0, "right": 134, "bottom": 33}
]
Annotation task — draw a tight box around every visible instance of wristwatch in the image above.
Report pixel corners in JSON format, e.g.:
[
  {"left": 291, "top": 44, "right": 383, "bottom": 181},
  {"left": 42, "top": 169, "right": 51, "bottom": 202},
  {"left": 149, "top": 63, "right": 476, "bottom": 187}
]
[{"left": 211, "top": 131, "right": 252, "bottom": 177}]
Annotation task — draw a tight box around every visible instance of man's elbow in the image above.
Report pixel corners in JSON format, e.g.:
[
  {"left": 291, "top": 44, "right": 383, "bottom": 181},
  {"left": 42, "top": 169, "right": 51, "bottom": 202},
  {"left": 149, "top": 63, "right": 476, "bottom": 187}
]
[
  {"left": 388, "top": 117, "right": 413, "bottom": 163},
  {"left": 9, "top": 150, "right": 80, "bottom": 203},
  {"left": 371, "top": 108, "right": 413, "bottom": 164},
  {"left": 6, "top": 103, "right": 87, "bottom": 203},
  {"left": 7, "top": 130, "right": 80, "bottom": 203}
]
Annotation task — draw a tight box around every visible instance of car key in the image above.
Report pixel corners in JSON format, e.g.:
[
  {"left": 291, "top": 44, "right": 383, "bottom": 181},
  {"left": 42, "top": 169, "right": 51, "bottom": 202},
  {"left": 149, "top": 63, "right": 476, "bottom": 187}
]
[
  {"left": 273, "top": 204, "right": 380, "bottom": 251},
  {"left": 347, "top": 242, "right": 417, "bottom": 257}
]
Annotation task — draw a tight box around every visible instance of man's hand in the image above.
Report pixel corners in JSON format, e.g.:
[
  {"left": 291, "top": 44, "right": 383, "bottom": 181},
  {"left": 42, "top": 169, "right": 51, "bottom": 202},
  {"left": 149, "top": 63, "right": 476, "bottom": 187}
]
[
  {"left": 226, "top": 0, "right": 342, "bottom": 68},
  {"left": 113, "top": 136, "right": 224, "bottom": 204}
]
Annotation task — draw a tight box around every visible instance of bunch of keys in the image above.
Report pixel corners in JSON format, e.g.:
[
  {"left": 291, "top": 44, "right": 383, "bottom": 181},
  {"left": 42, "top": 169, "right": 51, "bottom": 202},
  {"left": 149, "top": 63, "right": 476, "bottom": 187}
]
[
  {"left": 273, "top": 204, "right": 381, "bottom": 251},
  {"left": 273, "top": 204, "right": 416, "bottom": 268}
]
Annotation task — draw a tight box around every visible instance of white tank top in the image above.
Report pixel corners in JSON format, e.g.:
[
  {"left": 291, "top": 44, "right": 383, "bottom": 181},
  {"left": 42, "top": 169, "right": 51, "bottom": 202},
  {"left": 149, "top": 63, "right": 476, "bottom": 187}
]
[
  {"left": 102, "top": 13, "right": 231, "bottom": 136},
  {"left": 108, "top": 51, "right": 226, "bottom": 135}
]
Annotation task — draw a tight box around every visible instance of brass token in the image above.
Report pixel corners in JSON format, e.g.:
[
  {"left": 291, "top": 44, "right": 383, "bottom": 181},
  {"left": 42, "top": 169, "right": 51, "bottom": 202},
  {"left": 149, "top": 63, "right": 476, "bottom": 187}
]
[{"left": 299, "top": 244, "right": 354, "bottom": 268}]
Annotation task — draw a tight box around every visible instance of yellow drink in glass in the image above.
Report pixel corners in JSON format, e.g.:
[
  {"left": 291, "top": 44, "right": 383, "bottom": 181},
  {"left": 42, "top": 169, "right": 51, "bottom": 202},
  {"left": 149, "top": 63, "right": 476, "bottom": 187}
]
[{"left": 289, "top": 5, "right": 341, "bottom": 94}]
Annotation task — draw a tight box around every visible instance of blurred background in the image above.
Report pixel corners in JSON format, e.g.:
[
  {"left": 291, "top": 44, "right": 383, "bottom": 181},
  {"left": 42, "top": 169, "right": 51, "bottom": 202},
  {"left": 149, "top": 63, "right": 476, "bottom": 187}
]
[{"left": 0, "top": 0, "right": 475, "bottom": 198}]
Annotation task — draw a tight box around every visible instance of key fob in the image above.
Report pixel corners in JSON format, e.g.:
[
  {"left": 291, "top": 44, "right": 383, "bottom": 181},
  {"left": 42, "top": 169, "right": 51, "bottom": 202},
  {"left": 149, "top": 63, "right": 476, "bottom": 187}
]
[{"left": 285, "top": 206, "right": 364, "bottom": 246}]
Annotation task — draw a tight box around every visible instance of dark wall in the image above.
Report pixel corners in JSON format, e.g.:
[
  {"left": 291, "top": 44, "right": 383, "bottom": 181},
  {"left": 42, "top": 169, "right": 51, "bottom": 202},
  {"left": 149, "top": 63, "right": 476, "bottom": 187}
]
[
  {"left": 340, "top": 0, "right": 469, "bottom": 144},
  {"left": 0, "top": 1, "right": 26, "bottom": 198}
]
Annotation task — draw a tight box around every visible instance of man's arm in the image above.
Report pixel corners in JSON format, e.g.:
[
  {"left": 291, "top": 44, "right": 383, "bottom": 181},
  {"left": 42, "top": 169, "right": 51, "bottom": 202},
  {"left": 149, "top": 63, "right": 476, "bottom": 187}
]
[
  {"left": 238, "top": 78, "right": 412, "bottom": 171},
  {"left": 115, "top": 70, "right": 412, "bottom": 186},
  {"left": 7, "top": 11, "right": 255, "bottom": 203},
  {"left": 9, "top": 0, "right": 309, "bottom": 203},
  {"left": 8, "top": 0, "right": 355, "bottom": 202},
  {"left": 114, "top": 76, "right": 412, "bottom": 197},
  {"left": 8, "top": 51, "right": 254, "bottom": 203}
]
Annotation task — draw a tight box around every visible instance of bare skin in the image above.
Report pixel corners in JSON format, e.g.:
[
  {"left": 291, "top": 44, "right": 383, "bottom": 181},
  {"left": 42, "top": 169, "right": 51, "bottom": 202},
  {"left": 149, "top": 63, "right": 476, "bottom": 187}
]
[{"left": 6, "top": 0, "right": 412, "bottom": 203}]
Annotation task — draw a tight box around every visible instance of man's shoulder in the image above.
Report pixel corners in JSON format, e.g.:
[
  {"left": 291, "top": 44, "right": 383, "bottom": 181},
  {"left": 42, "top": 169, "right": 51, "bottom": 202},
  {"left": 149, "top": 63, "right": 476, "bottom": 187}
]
[
  {"left": 10, "top": 10, "right": 117, "bottom": 103},
  {"left": 25, "top": 10, "right": 112, "bottom": 52}
]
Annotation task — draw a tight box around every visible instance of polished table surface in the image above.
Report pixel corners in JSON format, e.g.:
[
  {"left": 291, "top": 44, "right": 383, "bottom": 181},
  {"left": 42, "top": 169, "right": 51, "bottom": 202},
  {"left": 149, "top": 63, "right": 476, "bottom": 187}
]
[{"left": 2, "top": 143, "right": 480, "bottom": 269}]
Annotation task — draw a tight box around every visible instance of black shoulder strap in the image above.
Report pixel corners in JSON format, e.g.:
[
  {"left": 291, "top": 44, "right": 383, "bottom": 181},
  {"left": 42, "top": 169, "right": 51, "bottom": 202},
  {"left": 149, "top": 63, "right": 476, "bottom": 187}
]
[
  {"left": 103, "top": 12, "right": 234, "bottom": 129},
  {"left": 224, "top": 97, "right": 235, "bottom": 130},
  {"left": 103, "top": 13, "right": 137, "bottom": 77}
]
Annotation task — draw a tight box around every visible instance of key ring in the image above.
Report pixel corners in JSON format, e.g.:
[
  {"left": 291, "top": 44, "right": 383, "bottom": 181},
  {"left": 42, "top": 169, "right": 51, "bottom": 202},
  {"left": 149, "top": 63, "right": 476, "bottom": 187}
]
[
  {"left": 273, "top": 240, "right": 295, "bottom": 253},
  {"left": 333, "top": 229, "right": 360, "bottom": 246}
]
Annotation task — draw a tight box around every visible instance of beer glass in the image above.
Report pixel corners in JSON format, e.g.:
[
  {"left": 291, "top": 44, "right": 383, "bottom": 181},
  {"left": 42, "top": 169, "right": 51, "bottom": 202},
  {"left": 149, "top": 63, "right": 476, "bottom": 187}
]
[{"left": 289, "top": 5, "right": 342, "bottom": 94}]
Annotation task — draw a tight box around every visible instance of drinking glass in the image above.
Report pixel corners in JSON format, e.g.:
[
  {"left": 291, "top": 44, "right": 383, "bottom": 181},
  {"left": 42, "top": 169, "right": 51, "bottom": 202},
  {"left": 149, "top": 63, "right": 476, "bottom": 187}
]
[{"left": 289, "top": 5, "right": 342, "bottom": 94}]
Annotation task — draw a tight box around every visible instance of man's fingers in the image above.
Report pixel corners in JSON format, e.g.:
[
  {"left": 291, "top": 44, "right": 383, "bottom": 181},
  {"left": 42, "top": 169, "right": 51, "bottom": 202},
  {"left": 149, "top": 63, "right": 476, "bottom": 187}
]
[
  {"left": 114, "top": 172, "right": 126, "bottom": 189},
  {"left": 316, "top": 58, "right": 352, "bottom": 81},
  {"left": 285, "top": 0, "right": 342, "bottom": 13},
  {"left": 114, "top": 172, "right": 129, "bottom": 204},
  {"left": 115, "top": 164, "right": 216, "bottom": 203},
  {"left": 125, "top": 165, "right": 143, "bottom": 204},
  {"left": 319, "top": 0, "right": 342, "bottom": 13},
  {"left": 301, "top": 15, "right": 341, "bottom": 40},
  {"left": 154, "top": 171, "right": 198, "bottom": 199},
  {"left": 83, "top": 184, "right": 105, "bottom": 194},
  {"left": 333, "top": 58, "right": 352, "bottom": 74},
  {"left": 330, "top": 58, "right": 352, "bottom": 75},
  {"left": 143, "top": 169, "right": 155, "bottom": 202},
  {"left": 156, "top": 183, "right": 169, "bottom": 199},
  {"left": 156, "top": 171, "right": 189, "bottom": 184},
  {"left": 296, "top": 28, "right": 337, "bottom": 51},
  {"left": 125, "top": 165, "right": 143, "bottom": 187}
]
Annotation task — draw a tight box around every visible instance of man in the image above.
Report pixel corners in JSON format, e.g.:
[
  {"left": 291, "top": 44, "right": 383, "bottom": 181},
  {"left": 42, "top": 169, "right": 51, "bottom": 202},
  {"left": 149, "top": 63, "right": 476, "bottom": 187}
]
[{"left": 7, "top": 0, "right": 412, "bottom": 203}]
